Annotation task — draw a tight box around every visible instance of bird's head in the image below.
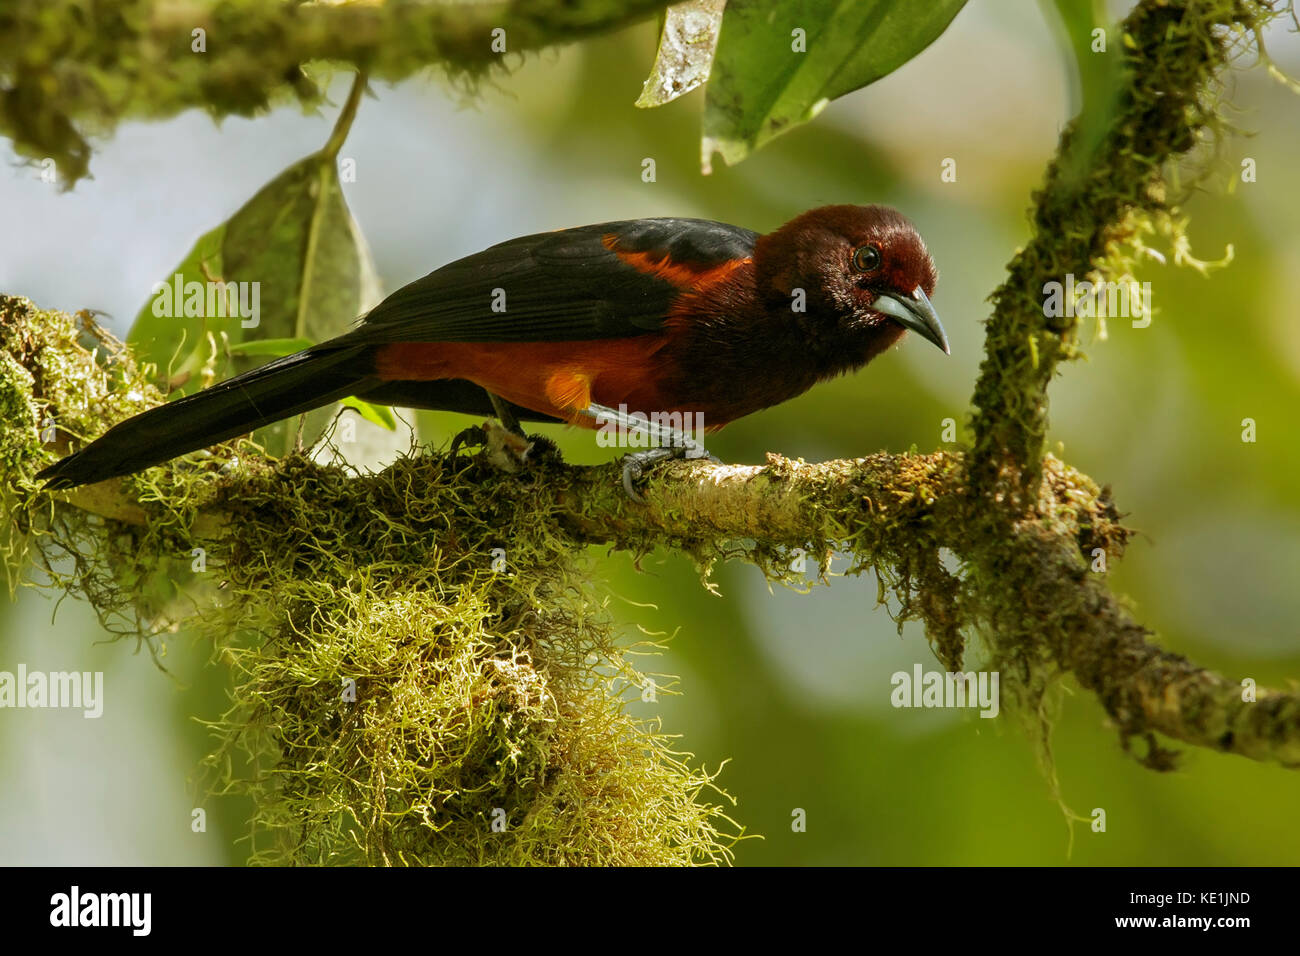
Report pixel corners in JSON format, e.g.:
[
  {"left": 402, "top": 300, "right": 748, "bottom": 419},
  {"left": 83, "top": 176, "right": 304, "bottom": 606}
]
[{"left": 755, "top": 204, "right": 948, "bottom": 356}]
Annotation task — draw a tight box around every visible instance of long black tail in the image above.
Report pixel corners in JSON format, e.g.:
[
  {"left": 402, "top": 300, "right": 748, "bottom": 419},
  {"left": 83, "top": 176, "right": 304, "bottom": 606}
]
[{"left": 38, "top": 344, "right": 377, "bottom": 489}]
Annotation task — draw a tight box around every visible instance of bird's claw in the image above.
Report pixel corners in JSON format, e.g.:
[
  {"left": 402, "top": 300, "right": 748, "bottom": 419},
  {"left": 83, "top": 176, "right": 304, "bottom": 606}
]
[
  {"left": 449, "top": 424, "right": 487, "bottom": 459},
  {"left": 622, "top": 462, "right": 643, "bottom": 502},
  {"left": 482, "top": 419, "right": 533, "bottom": 473},
  {"left": 449, "top": 420, "right": 536, "bottom": 474},
  {"left": 621, "top": 444, "right": 719, "bottom": 502},
  {"left": 573, "top": 401, "right": 719, "bottom": 500},
  {"left": 622, "top": 448, "right": 668, "bottom": 502}
]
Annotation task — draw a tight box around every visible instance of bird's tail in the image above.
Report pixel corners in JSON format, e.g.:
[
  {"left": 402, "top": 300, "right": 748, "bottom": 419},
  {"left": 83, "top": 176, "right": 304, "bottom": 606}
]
[{"left": 37, "top": 343, "right": 377, "bottom": 489}]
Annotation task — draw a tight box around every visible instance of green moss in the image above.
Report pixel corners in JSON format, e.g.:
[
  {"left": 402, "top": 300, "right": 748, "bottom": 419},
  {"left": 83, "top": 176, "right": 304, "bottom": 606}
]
[
  {"left": 970, "top": 0, "right": 1275, "bottom": 503},
  {"left": 955, "top": 0, "right": 1286, "bottom": 785},
  {"left": 4, "top": 2, "right": 1294, "bottom": 858},
  {"left": 195, "top": 454, "right": 735, "bottom": 865},
  {"left": 2, "top": 296, "right": 737, "bottom": 865},
  {"left": 0, "top": 0, "right": 667, "bottom": 185}
]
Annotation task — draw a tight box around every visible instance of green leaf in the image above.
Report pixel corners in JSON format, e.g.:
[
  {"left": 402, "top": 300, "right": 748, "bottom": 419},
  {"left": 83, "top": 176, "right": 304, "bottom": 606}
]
[
  {"left": 1044, "top": 0, "right": 1124, "bottom": 179},
  {"left": 228, "top": 337, "right": 316, "bottom": 357},
  {"left": 635, "top": 0, "right": 727, "bottom": 109},
  {"left": 127, "top": 223, "right": 228, "bottom": 391},
  {"left": 339, "top": 396, "right": 397, "bottom": 431},
  {"left": 128, "top": 147, "right": 381, "bottom": 455},
  {"left": 701, "top": 0, "right": 969, "bottom": 171}
]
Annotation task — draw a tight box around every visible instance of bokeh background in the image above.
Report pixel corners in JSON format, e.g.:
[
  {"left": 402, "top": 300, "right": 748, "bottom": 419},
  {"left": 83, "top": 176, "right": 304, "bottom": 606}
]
[{"left": 2, "top": 2, "right": 1298, "bottom": 865}]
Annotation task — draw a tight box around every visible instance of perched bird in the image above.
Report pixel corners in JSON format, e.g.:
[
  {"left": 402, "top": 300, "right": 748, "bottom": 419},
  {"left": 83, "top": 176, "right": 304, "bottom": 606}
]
[{"left": 37, "top": 204, "right": 947, "bottom": 494}]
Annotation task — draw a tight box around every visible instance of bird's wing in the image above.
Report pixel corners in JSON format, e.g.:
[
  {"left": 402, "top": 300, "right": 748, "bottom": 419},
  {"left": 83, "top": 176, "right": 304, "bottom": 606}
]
[{"left": 352, "top": 218, "right": 758, "bottom": 344}]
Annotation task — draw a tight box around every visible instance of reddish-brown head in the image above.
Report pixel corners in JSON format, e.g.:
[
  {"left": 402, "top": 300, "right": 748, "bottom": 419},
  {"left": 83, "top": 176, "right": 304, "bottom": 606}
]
[{"left": 754, "top": 204, "right": 947, "bottom": 360}]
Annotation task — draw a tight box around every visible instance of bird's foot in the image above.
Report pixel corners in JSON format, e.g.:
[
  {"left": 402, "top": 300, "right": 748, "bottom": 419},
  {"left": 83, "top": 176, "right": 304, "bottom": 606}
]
[
  {"left": 621, "top": 447, "right": 673, "bottom": 501},
  {"left": 449, "top": 424, "right": 487, "bottom": 459},
  {"left": 450, "top": 420, "right": 560, "bottom": 476},
  {"left": 620, "top": 444, "right": 724, "bottom": 501},
  {"left": 481, "top": 418, "right": 534, "bottom": 473},
  {"left": 448, "top": 420, "right": 531, "bottom": 471},
  {"left": 573, "top": 402, "right": 720, "bottom": 501}
]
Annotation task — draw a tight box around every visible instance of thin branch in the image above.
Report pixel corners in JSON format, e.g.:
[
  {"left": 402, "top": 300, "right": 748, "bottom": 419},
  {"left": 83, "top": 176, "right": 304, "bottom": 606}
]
[{"left": 968, "top": 0, "right": 1270, "bottom": 503}]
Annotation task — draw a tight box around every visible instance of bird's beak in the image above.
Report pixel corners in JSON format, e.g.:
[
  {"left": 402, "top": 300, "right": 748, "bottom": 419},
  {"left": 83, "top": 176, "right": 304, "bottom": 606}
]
[{"left": 872, "top": 287, "right": 950, "bottom": 355}]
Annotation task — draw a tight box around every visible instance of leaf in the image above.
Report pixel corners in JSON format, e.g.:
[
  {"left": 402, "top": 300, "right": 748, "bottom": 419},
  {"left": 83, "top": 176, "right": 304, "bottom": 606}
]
[
  {"left": 128, "top": 147, "right": 382, "bottom": 456},
  {"left": 1046, "top": 0, "right": 1124, "bottom": 178},
  {"left": 127, "top": 224, "right": 228, "bottom": 390},
  {"left": 635, "top": 0, "right": 727, "bottom": 109},
  {"left": 229, "top": 337, "right": 316, "bottom": 357},
  {"left": 339, "top": 396, "right": 397, "bottom": 431},
  {"left": 701, "top": 0, "right": 969, "bottom": 172}
]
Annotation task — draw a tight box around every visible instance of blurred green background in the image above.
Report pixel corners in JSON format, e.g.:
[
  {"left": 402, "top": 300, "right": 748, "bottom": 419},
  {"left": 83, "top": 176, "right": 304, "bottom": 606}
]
[{"left": 2, "top": 2, "right": 1298, "bottom": 864}]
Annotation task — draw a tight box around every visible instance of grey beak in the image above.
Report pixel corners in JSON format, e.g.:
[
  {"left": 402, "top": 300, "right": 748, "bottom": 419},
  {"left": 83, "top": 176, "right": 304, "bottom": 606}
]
[{"left": 872, "top": 286, "right": 950, "bottom": 355}]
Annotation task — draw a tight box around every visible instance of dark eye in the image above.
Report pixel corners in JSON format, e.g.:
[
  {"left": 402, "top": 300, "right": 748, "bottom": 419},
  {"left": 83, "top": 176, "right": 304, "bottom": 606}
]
[{"left": 852, "top": 244, "right": 882, "bottom": 273}]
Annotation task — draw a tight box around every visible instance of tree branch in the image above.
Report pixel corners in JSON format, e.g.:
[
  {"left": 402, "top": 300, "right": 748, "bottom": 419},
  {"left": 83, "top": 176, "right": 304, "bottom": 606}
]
[
  {"left": 0, "top": 0, "right": 671, "bottom": 184},
  {"left": 2, "top": 0, "right": 1296, "bottom": 867},
  {"left": 969, "top": 0, "right": 1263, "bottom": 503},
  {"left": 3, "top": 294, "right": 1296, "bottom": 768}
]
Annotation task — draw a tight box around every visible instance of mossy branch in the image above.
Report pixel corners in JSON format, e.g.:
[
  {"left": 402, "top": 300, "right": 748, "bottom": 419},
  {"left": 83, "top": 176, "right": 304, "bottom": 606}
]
[
  {"left": 0, "top": 0, "right": 672, "bottom": 184},
  {"left": 2, "top": 0, "right": 1297, "bottom": 865},
  {"left": 969, "top": 0, "right": 1262, "bottom": 504},
  {"left": 2, "top": 294, "right": 1298, "bottom": 772}
]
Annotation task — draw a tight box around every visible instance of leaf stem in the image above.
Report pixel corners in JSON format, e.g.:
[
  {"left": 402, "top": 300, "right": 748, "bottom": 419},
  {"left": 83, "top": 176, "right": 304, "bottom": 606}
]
[{"left": 322, "top": 71, "right": 368, "bottom": 161}]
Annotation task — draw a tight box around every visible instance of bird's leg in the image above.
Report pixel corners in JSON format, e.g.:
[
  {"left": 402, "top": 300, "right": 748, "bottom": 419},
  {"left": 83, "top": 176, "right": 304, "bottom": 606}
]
[
  {"left": 487, "top": 390, "right": 527, "bottom": 439},
  {"left": 448, "top": 424, "right": 486, "bottom": 459},
  {"left": 469, "top": 389, "right": 533, "bottom": 471},
  {"left": 576, "top": 401, "right": 721, "bottom": 501}
]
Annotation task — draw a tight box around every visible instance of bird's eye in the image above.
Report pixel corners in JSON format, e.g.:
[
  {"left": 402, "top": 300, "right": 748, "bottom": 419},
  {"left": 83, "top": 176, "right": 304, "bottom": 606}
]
[{"left": 852, "top": 244, "right": 882, "bottom": 273}]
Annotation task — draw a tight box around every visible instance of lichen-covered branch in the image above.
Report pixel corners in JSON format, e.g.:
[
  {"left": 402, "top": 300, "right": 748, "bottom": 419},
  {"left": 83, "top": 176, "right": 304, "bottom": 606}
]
[
  {"left": 1003, "top": 528, "right": 1300, "bottom": 768},
  {"left": 0, "top": 0, "right": 671, "bottom": 184},
  {"left": 969, "top": 0, "right": 1264, "bottom": 503},
  {"left": 2, "top": 0, "right": 1296, "bottom": 867},
  {"left": 3, "top": 296, "right": 1297, "bottom": 772},
  {"left": 2, "top": 298, "right": 739, "bottom": 866}
]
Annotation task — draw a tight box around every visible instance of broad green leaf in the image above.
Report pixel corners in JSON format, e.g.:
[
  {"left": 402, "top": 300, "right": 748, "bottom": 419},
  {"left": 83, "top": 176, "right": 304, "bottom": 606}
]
[
  {"left": 701, "top": 0, "right": 969, "bottom": 171},
  {"left": 339, "top": 396, "right": 397, "bottom": 431},
  {"left": 228, "top": 336, "right": 316, "bottom": 357},
  {"left": 129, "top": 147, "right": 382, "bottom": 456},
  {"left": 1044, "top": 0, "right": 1123, "bottom": 180},
  {"left": 128, "top": 223, "right": 228, "bottom": 391},
  {"left": 635, "top": 0, "right": 727, "bottom": 108}
]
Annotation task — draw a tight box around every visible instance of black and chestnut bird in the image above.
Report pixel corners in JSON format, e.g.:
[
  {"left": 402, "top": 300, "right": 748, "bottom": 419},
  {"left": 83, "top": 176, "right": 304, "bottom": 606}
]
[{"left": 38, "top": 204, "right": 947, "bottom": 494}]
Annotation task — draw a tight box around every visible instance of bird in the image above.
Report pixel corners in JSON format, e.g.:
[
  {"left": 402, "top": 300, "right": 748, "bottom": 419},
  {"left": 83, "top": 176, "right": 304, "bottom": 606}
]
[{"left": 37, "top": 204, "right": 947, "bottom": 495}]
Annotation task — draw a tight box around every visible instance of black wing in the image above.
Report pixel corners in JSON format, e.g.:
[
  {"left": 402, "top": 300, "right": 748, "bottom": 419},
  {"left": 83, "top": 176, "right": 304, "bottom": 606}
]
[{"left": 349, "top": 218, "right": 758, "bottom": 344}]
